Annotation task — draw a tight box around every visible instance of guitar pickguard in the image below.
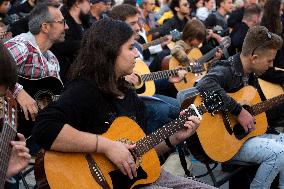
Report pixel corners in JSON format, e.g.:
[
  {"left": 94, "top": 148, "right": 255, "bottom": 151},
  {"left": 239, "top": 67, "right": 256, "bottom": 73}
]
[{"left": 109, "top": 166, "right": 147, "bottom": 189}]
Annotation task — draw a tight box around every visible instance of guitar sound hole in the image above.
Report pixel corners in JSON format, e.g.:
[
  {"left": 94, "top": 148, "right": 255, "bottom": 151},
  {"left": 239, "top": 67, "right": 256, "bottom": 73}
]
[{"left": 233, "top": 123, "right": 248, "bottom": 140}]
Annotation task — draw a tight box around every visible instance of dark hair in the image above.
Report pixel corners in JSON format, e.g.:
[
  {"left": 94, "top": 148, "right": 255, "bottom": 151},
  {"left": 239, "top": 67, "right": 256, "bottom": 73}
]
[
  {"left": 123, "top": 0, "right": 137, "bottom": 6},
  {"left": 215, "top": 0, "right": 225, "bottom": 8},
  {"left": 242, "top": 25, "right": 283, "bottom": 56},
  {"left": 182, "top": 19, "right": 206, "bottom": 42},
  {"left": 64, "top": 0, "right": 85, "bottom": 10},
  {"left": 28, "top": 2, "right": 60, "bottom": 34},
  {"left": 108, "top": 4, "right": 139, "bottom": 21},
  {"left": 0, "top": 41, "right": 17, "bottom": 89},
  {"left": 261, "top": 0, "right": 282, "bottom": 35},
  {"left": 69, "top": 19, "right": 134, "bottom": 97},
  {"left": 243, "top": 4, "right": 262, "bottom": 21},
  {"left": 170, "top": 0, "right": 181, "bottom": 15},
  {"left": 0, "top": 0, "right": 10, "bottom": 5}
]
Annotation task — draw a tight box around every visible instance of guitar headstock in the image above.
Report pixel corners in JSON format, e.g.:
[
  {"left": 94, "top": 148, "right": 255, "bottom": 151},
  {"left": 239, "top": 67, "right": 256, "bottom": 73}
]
[
  {"left": 190, "top": 62, "right": 206, "bottom": 74},
  {"left": 170, "top": 29, "right": 182, "bottom": 42},
  {"left": 1, "top": 90, "right": 17, "bottom": 131},
  {"left": 201, "top": 91, "right": 223, "bottom": 114},
  {"left": 220, "top": 36, "right": 231, "bottom": 49}
]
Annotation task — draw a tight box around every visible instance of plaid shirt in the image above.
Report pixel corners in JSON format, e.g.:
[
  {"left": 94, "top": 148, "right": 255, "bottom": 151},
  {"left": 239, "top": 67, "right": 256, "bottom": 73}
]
[{"left": 5, "top": 32, "right": 61, "bottom": 97}]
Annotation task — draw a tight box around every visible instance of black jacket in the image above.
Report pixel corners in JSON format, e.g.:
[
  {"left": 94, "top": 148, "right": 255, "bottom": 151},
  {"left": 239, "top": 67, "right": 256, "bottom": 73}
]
[
  {"left": 196, "top": 53, "right": 284, "bottom": 129},
  {"left": 159, "top": 15, "right": 189, "bottom": 36},
  {"left": 228, "top": 21, "right": 249, "bottom": 55},
  {"left": 227, "top": 7, "right": 244, "bottom": 28},
  {"left": 50, "top": 7, "right": 91, "bottom": 83},
  {"left": 9, "top": 16, "right": 29, "bottom": 37}
]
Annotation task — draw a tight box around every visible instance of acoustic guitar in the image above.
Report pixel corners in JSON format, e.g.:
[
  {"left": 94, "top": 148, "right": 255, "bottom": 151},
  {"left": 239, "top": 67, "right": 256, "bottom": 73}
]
[
  {"left": 141, "top": 29, "right": 181, "bottom": 51},
  {"left": 134, "top": 59, "right": 204, "bottom": 96},
  {"left": 35, "top": 93, "right": 222, "bottom": 189},
  {"left": 169, "top": 36, "right": 231, "bottom": 91},
  {"left": 258, "top": 78, "right": 284, "bottom": 99},
  {"left": 0, "top": 91, "right": 18, "bottom": 188},
  {"left": 18, "top": 76, "right": 63, "bottom": 110},
  {"left": 187, "top": 85, "right": 284, "bottom": 163}
]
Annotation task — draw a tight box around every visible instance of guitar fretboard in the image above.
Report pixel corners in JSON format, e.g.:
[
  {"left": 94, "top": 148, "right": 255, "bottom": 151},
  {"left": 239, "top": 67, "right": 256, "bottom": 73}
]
[
  {"left": 134, "top": 104, "right": 207, "bottom": 157},
  {"left": 0, "top": 105, "right": 17, "bottom": 188},
  {"left": 142, "top": 36, "right": 168, "bottom": 50},
  {"left": 140, "top": 67, "right": 193, "bottom": 82},
  {"left": 197, "top": 48, "right": 217, "bottom": 65},
  {"left": 252, "top": 94, "right": 284, "bottom": 115}
]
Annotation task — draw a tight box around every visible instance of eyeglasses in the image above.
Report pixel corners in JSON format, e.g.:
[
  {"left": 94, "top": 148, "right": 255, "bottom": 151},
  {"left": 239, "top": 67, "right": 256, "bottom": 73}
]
[
  {"left": 47, "top": 19, "right": 67, "bottom": 26},
  {"left": 181, "top": 2, "right": 189, "bottom": 6},
  {"left": 251, "top": 31, "right": 272, "bottom": 56}
]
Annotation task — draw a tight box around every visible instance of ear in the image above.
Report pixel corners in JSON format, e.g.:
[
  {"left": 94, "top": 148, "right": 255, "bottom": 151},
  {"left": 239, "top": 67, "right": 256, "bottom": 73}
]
[
  {"left": 250, "top": 54, "right": 258, "bottom": 65},
  {"left": 174, "top": 6, "right": 180, "bottom": 12},
  {"left": 41, "top": 23, "right": 50, "bottom": 34}
]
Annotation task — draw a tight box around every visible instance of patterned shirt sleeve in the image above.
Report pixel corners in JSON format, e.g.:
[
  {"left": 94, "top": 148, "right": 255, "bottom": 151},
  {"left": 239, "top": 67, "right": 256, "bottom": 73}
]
[
  {"left": 171, "top": 44, "right": 190, "bottom": 66},
  {"left": 5, "top": 41, "right": 28, "bottom": 98},
  {"left": 11, "top": 83, "right": 23, "bottom": 98},
  {"left": 5, "top": 41, "right": 29, "bottom": 66}
]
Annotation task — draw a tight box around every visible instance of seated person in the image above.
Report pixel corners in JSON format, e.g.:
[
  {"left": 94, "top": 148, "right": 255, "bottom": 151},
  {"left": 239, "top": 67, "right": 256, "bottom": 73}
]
[
  {"left": 171, "top": 19, "right": 223, "bottom": 74},
  {"left": 32, "top": 19, "right": 216, "bottom": 189},
  {"left": 0, "top": 41, "right": 30, "bottom": 189},
  {"left": 196, "top": 26, "right": 284, "bottom": 188},
  {"left": 109, "top": 4, "right": 186, "bottom": 133}
]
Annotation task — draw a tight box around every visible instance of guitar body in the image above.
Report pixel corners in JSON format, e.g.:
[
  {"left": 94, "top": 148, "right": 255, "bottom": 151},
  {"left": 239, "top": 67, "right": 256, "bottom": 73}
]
[
  {"left": 18, "top": 76, "right": 63, "bottom": 101},
  {"left": 193, "top": 86, "right": 267, "bottom": 162},
  {"left": 258, "top": 79, "right": 284, "bottom": 99},
  {"left": 18, "top": 76, "right": 63, "bottom": 110},
  {"left": 42, "top": 117, "right": 160, "bottom": 189},
  {"left": 169, "top": 48, "right": 205, "bottom": 91},
  {"left": 144, "top": 24, "right": 153, "bottom": 42},
  {"left": 134, "top": 59, "right": 156, "bottom": 96}
]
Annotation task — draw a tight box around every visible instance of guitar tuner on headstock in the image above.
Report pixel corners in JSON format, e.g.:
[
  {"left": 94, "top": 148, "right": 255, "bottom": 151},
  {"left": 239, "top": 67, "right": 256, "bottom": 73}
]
[
  {"left": 191, "top": 63, "right": 205, "bottom": 74},
  {"left": 170, "top": 29, "right": 182, "bottom": 42},
  {"left": 220, "top": 36, "right": 231, "bottom": 49},
  {"left": 201, "top": 91, "right": 223, "bottom": 115}
]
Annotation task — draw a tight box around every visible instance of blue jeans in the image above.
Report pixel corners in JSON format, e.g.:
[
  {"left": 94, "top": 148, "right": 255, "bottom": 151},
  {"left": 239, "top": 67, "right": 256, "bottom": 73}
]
[
  {"left": 231, "top": 133, "right": 284, "bottom": 189},
  {"left": 141, "top": 94, "right": 180, "bottom": 134}
]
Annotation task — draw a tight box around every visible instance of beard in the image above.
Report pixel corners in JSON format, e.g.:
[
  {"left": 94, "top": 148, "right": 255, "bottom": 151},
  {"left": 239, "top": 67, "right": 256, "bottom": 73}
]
[{"left": 79, "top": 10, "right": 91, "bottom": 27}]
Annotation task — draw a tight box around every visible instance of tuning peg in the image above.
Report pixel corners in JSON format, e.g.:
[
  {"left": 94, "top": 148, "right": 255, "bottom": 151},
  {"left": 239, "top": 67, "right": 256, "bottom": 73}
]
[{"left": 210, "top": 110, "right": 217, "bottom": 116}]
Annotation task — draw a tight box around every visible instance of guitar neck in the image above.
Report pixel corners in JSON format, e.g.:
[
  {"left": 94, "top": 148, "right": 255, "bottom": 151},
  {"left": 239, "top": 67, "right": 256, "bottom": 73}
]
[
  {"left": 134, "top": 104, "right": 207, "bottom": 157},
  {"left": 0, "top": 124, "right": 17, "bottom": 188},
  {"left": 140, "top": 67, "right": 192, "bottom": 82},
  {"left": 251, "top": 93, "right": 284, "bottom": 115},
  {"left": 197, "top": 47, "right": 217, "bottom": 65},
  {"left": 142, "top": 36, "right": 168, "bottom": 50}
]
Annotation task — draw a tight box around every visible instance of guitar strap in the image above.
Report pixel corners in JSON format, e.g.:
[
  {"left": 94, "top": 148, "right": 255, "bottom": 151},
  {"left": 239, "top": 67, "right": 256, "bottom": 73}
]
[
  {"left": 177, "top": 144, "right": 192, "bottom": 177},
  {"left": 85, "top": 154, "right": 111, "bottom": 189}
]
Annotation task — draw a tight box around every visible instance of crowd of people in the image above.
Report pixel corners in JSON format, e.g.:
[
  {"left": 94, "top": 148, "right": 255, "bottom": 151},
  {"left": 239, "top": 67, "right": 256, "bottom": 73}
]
[{"left": 0, "top": 0, "right": 284, "bottom": 188}]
